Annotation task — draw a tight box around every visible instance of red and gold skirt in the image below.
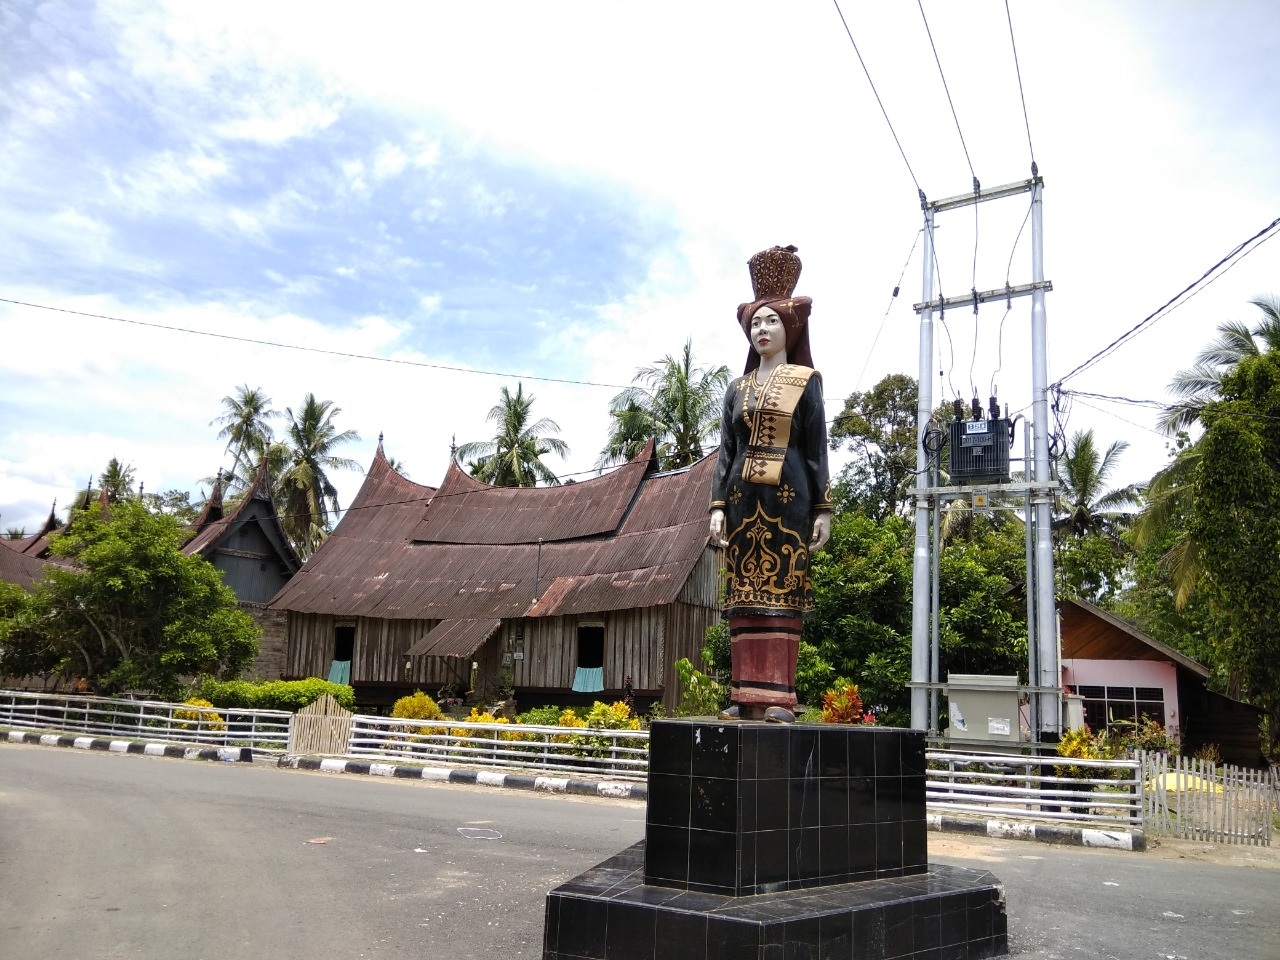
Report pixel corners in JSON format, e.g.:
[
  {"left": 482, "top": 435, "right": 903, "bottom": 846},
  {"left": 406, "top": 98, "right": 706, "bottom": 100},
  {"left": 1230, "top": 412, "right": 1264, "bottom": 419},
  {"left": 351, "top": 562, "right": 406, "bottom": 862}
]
[{"left": 728, "top": 615, "right": 802, "bottom": 708}]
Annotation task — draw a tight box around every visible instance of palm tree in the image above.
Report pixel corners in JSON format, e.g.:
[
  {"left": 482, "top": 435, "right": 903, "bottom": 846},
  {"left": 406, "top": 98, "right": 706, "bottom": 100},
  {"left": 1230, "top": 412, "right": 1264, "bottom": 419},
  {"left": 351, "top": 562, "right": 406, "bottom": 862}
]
[
  {"left": 1135, "top": 295, "right": 1280, "bottom": 604},
  {"left": 99, "top": 458, "right": 137, "bottom": 502},
  {"left": 5, "top": 527, "right": 25, "bottom": 540},
  {"left": 598, "top": 339, "right": 730, "bottom": 471},
  {"left": 277, "top": 394, "right": 362, "bottom": 558},
  {"left": 211, "top": 385, "right": 281, "bottom": 481},
  {"left": 457, "top": 383, "right": 569, "bottom": 486},
  {"left": 1055, "top": 430, "right": 1140, "bottom": 538}
]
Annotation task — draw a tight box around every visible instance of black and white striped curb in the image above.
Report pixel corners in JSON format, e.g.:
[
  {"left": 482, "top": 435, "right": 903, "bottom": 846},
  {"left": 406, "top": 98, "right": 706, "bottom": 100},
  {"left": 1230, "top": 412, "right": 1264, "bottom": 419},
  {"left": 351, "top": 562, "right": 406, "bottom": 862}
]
[
  {"left": 5, "top": 729, "right": 253, "bottom": 763},
  {"left": 276, "top": 755, "right": 647, "bottom": 801},
  {"left": 928, "top": 812, "right": 1145, "bottom": 851}
]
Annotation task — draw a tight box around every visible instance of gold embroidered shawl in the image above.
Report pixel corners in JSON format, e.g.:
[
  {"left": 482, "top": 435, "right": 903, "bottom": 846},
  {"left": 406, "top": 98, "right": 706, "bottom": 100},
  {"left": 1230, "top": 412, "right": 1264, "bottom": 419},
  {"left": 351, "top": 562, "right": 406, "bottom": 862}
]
[{"left": 741, "top": 364, "right": 815, "bottom": 486}]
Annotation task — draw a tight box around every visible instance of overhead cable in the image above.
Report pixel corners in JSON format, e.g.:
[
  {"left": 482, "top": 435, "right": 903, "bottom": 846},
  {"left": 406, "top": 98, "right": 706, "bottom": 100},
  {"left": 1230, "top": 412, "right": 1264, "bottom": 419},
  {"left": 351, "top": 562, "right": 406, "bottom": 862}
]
[
  {"left": 1053, "top": 214, "right": 1280, "bottom": 387},
  {"left": 0, "top": 297, "right": 630, "bottom": 390},
  {"left": 831, "top": 0, "right": 923, "bottom": 195},
  {"left": 1003, "top": 0, "right": 1037, "bottom": 164},
  {"left": 916, "top": 0, "right": 977, "bottom": 182}
]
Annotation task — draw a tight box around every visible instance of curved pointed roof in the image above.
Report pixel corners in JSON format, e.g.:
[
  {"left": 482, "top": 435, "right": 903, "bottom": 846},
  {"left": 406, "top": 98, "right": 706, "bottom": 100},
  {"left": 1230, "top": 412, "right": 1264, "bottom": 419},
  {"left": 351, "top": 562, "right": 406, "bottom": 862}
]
[
  {"left": 269, "top": 441, "right": 715, "bottom": 621},
  {"left": 410, "top": 439, "right": 657, "bottom": 544},
  {"left": 183, "top": 461, "right": 300, "bottom": 572}
]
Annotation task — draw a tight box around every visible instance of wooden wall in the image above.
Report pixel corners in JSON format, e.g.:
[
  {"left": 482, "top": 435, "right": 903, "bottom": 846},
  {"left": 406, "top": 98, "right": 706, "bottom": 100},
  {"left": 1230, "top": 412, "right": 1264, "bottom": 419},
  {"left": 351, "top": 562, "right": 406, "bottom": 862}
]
[
  {"left": 662, "top": 601, "right": 722, "bottom": 712},
  {"left": 285, "top": 612, "right": 458, "bottom": 687}
]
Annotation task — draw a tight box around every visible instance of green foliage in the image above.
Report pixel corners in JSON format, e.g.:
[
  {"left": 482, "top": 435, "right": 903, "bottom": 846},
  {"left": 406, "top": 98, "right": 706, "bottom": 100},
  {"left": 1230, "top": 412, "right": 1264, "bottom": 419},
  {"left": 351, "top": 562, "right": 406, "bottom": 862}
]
[
  {"left": 1054, "top": 726, "right": 1104, "bottom": 779},
  {"left": 599, "top": 339, "right": 731, "bottom": 471},
  {"left": 828, "top": 373, "right": 919, "bottom": 519},
  {"left": 0, "top": 500, "right": 259, "bottom": 699},
  {"left": 673, "top": 657, "right": 727, "bottom": 717},
  {"left": 195, "top": 676, "right": 355, "bottom": 712},
  {"left": 1190, "top": 350, "right": 1280, "bottom": 749},
  {"left": 701, "top": 620, "right": 730, "bottom": 674},
  {"left": 1056, "top": 533, "right": 1129, "bottom": 605},
  {"left": 278, "top": 393, "right": 362, "bottom": 558},
  {"left": 515, "top": 705, "right": 564, "bottom": 726},
  {"left": 457, "top": 383, "right": 568, "bottom": 487},
  {"left": 390, "top": 690, "right": 444, "bottom": 721},
  {"left": 1111, "top": 717, "right": 1179, "bottom": 755}
]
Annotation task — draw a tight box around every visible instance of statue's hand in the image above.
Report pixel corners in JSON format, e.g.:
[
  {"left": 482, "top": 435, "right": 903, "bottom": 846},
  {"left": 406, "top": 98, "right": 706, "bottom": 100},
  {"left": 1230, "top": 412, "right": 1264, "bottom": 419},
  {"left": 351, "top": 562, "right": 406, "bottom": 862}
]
[
  {"left": 709, "top": 508, "right": 727, "bottom": 547},
  {"left": 810, "top": 511, "right": 832, "bottom": 551}
]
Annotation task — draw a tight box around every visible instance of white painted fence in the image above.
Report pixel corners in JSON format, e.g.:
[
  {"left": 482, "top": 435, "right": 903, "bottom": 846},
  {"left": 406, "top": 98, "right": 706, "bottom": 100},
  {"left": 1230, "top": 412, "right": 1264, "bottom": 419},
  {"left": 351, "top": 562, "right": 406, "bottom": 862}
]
[
  {"left": 344, "top": 713, "right": 650, "bottom": 780},
  {"left": 927, "top": 749, "right": 1144, "bottom": 829},
  {"left": 0, "top": 689, "right": 291, "bottom": 754}
]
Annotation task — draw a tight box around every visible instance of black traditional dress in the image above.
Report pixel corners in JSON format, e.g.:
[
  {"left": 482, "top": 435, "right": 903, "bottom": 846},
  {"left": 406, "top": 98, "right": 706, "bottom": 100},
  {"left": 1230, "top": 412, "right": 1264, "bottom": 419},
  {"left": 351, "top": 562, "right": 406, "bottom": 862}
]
[{"left": 709, "top": 363, "right": 832, "bottom": 708}]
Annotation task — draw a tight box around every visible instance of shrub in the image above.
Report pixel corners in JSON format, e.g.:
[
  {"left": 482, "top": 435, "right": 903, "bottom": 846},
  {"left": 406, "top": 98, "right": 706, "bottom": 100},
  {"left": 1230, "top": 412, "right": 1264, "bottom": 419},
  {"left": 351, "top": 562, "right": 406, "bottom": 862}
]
[
  {"left": 175, "top": 698, "right": 226, "bottom": 732},
  {"left": 515, "top": 705, "right": 563, "bottom": 727},
  {"left": 1112, "top": 717, "right": 1179, "bottom": 756},
  {"left": 1055, "top": 726, "right": 1102, "bottom": 779},
  {"left": 673, "top": 657, "right": 727, "bottom": 717},
  {"left": 194, "top": 677, "right": 355, "bottom": 712},
  {"left": 391, "top": 690, "right": 444, "bottom": 722},
  {"left": 820, "top": 683, "right": 876, "bottom": 725}
]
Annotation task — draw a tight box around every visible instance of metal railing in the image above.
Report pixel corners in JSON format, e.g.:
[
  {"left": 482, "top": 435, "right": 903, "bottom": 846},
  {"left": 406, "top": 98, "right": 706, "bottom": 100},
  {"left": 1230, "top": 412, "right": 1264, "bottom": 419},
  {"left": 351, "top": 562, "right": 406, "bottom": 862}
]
[
  {"left": 345, "top": 714, "right": 650, "bottom": 780},
  {"left": 0, "top": 689, "right": 291, "bottom": 755},
  {"left": 927, "top": 748, "right": 1143, "bottom": 829}
]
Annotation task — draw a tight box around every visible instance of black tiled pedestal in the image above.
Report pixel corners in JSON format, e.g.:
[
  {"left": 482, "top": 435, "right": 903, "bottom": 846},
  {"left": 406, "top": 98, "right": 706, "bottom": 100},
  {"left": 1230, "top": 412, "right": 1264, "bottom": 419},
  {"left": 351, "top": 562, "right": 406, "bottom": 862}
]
[{"left": 543, "top": 720, "right": 1007, "bottom": 960}]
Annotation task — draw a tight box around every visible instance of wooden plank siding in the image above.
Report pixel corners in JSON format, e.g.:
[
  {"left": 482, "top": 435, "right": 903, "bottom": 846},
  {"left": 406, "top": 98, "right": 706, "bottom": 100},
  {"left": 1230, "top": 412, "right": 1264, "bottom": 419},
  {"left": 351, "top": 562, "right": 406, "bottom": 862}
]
[
  {"left": 662, "top": 601, "right": 722, "bottom": 712},
  {"left": 677, "top": 546, "right": 723, "bottom": 608}
]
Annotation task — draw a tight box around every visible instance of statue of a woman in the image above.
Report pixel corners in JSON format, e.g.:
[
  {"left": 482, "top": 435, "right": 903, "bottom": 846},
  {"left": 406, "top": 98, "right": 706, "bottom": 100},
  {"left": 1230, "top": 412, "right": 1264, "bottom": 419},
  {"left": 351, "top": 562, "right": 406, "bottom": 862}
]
[{"left": 708, "top": 245, "right": 832, "bottom": 723}]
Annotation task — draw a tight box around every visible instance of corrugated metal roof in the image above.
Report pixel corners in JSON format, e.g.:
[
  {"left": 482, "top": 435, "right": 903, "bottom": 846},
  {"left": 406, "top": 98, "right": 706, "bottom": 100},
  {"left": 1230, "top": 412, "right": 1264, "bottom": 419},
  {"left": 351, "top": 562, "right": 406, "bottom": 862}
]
[
  {"left": 405, "top": 618, "right": 501, "bottom": 658},
  {"left": 0, "top": 542, "right": 54, "bottom": 590},
  {"left": 182, "top": 462, "right": 299, "bottom": 571},
  {"left": 408, "top": 440, "right": 656, "bottom": 544},
  {"left": 269, "top": 447, "right": 716, "bottom": 621}
]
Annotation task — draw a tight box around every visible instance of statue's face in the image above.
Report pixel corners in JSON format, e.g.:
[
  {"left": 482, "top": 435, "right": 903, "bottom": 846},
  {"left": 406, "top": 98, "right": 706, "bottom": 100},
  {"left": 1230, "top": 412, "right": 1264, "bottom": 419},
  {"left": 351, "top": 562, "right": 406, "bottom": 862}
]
[{"left": 750, "top": 306, "right": 785, "bottom": 361}]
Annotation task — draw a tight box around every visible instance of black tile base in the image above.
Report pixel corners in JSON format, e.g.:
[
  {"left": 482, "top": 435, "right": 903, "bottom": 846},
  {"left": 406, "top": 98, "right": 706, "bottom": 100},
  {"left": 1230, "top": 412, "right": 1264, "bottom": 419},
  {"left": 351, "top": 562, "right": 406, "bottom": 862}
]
[
  {"left": 542, "top": 721, "right": 1007, "bottom": 960},
  {"left": 645, "top": 721, "right": 929, "bottom": 896},
  {"left": 544, "top": 841, "right": 1008, "bottom": 960}
]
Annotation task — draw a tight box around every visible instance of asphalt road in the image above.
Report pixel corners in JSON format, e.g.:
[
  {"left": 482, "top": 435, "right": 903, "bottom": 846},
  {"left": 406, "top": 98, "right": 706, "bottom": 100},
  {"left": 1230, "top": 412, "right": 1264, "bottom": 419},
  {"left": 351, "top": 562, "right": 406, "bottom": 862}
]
[{"left": 1, "top": 743, "right": 1276, "bottom": 960}]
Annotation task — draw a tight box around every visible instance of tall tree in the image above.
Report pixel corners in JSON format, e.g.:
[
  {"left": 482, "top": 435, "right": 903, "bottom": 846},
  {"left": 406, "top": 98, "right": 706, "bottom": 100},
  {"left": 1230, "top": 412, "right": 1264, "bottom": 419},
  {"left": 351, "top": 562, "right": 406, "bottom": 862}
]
[
  {"left": 458, "top": 383, "right": 569, "bottom": 486},
  {"left": 1055, "top": 429, "right": 1140, "bottom": 538},
  {"left": 1053, "top": 429, "right": 1140, "bottom": 605},
  {"left": 99, "top": 458, "right": 137, "bottom": 503},
  {"left": 277, "top": 394, "right": 361, "bottom": 558},
  {"left": 829, "top": 373, "right": 920, "bottom": 519},
  {"left": 211, "top": 385, "right": 281, "bottom": 482},
  {"left": 1136, "top": 296, "right": 1280, "bottom": 605},
  {"left": 599, "top": 339, "right": 730, "bottom": 471},
  {"left": 0, "top": 499, "right": 259, "bottom": 698},
  {"left": 1190, "top": 348, "right": 1280, "bottom": 747}
]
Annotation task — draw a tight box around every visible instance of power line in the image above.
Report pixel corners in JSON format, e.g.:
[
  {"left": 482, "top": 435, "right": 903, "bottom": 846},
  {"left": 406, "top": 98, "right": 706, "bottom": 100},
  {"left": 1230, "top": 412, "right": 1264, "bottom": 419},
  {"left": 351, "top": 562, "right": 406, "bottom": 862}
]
[
  {"left": 831, "top": 0, "right": 923, "bottom": 195},
  {"left": 1053, "top": 214, "right": 1280, "bottom": 387},
  {"left": 853, "top": 229, "right": 922, "bottom": 392},
  {"left": 1003, "top": 0, "right": 1036, "bottom": 164},
  {"left": 0, "top": 297, "right": 631, "bottom": 391},
  {"left": 917, "top": 0, "right": 976, "bottom": 182}
]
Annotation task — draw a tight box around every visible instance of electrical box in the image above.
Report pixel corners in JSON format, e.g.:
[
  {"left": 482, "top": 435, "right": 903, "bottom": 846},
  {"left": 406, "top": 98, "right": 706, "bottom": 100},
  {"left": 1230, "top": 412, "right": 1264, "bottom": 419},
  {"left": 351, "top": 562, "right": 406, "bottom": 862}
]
[
  {"left": 949, "top": 418, "right": 1012, "bottom": 484},
  {"left": 946, "top": 674, "right": 1025, "bottom": 745}
]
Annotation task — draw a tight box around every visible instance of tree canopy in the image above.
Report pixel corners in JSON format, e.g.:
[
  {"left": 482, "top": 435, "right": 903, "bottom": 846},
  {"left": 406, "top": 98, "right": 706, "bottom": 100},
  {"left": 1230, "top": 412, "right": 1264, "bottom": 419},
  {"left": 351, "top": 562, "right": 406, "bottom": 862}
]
[
  {"left": 0, "top": 500, "right": 259, "bottom": 698},
  {"left": 599, "top": 339, "right": 730, "bottom": 471},
  {"left": 458, "top": 383, "right": 569, "bottom": 486}
]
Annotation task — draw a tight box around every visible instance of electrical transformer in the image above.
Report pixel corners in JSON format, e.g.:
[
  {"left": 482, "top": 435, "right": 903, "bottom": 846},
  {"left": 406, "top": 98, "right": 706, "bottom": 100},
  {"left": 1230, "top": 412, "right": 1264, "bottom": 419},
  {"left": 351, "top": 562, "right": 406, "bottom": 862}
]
[{"left": 948, "top": 417, "right": 1012, "bottom": 484}]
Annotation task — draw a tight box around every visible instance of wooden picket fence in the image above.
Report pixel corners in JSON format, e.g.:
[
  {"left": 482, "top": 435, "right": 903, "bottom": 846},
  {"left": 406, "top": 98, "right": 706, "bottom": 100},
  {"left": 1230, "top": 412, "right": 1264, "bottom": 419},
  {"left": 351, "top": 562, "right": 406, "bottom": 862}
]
[
  {"left": 1137, "top": 750, "right": 1278, "bottom": 845},
  {"left": 286, "top": 694, "right": 353, "bottom": 757}
]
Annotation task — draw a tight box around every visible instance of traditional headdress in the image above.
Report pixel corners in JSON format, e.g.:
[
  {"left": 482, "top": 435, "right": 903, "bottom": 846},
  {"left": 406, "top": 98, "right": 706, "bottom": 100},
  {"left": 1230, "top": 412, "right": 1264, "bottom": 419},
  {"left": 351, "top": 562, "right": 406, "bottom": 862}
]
[{"left": 737, "top": 244, "right": 814, "bottom": 374}]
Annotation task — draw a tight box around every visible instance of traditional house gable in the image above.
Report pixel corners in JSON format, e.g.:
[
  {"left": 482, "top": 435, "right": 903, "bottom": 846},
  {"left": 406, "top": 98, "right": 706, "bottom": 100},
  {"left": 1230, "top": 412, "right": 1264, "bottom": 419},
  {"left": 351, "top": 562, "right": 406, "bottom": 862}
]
[
  {"left": 270, "top": 440, "right": 721, "bottom": 712},
  {"left": 182, "top": 464, "right": 300, "bottom": 605},
  {"left": 0, "top": 538, "right": 54, "bottom": 591},
  {"left": 1061, "top": 598, "right": 1264, "bottom": 766}
]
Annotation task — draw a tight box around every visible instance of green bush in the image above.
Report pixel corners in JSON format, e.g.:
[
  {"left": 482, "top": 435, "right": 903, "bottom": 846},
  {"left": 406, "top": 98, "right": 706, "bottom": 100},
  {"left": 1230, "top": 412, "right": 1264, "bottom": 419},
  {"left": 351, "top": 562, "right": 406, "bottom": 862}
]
[
  {"left": 194, "top": 677, "right": 355, "bottom": 712},
  {"left": 515, "top": 705, "right": 563, "bottom": 726}
]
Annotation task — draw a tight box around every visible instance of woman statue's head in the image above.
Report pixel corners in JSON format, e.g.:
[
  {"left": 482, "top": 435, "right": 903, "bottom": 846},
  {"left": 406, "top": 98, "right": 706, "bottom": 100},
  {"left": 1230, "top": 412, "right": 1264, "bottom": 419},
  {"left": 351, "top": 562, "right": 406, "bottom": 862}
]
[{"left": 737, "top": 245, "right": 813, "bottom": 374}]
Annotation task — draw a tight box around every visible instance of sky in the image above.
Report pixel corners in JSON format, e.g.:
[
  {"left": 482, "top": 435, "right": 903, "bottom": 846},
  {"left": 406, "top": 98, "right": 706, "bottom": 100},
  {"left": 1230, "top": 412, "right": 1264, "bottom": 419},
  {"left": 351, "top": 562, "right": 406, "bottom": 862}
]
[{"left": 2, "top": 0, "right": 1278, "bottom": 533}]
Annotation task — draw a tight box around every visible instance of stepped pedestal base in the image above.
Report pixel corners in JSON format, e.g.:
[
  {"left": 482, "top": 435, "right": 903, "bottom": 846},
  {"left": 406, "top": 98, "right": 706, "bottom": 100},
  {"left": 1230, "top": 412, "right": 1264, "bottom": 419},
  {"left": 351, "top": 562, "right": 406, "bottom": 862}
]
[{"left": 542, "top": 721, "right": 1008, "bottom": 960}]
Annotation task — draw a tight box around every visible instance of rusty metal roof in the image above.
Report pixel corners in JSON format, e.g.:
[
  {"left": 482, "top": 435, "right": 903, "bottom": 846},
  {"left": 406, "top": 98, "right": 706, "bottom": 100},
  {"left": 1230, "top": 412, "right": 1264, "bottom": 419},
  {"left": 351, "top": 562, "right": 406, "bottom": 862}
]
[
  {"left": 0, "top": 541, "right": 54, "bottom": 590},
  {"left": 269, "top": 444, "right": 715, "bottom": 621},
  {"left": 409, "top": 439, "right": 656, "bottom": 544},
  {"left": 404, "top": 618, "right": 501, "bottom": 658}
]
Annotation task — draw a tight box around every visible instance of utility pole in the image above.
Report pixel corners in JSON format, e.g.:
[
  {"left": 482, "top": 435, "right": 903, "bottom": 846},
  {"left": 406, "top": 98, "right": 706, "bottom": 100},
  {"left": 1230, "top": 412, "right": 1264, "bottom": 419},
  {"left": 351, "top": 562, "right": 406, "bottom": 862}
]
[{"left": 908, "top": 168, "right": 1059, "bottom": 739}]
